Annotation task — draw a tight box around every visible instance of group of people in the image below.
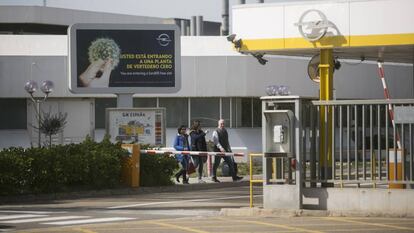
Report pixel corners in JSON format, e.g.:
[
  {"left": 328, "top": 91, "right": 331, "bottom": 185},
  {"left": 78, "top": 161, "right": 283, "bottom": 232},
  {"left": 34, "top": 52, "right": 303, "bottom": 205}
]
[{"left": 173, "top": 119, "right": 243, "bottom": 184}]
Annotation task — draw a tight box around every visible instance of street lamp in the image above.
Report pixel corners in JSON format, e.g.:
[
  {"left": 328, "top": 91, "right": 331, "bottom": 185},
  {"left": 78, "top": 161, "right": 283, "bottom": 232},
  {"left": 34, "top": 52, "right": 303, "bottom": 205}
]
[{"left": 24, "top": 80, "right": 54, "bottom": 147}]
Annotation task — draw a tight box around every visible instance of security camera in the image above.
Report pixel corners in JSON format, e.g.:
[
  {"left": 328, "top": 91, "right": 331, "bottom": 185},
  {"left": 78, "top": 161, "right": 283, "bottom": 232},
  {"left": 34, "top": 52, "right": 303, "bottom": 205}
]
[
  {"left": 234, "top": 39, "right": 242, "bottom": 49},
  {"left": 227, "top": 34, "right": 236, "bottom": 42},
  {"left": 334, "top": 58, "right": 341, "bottom": 70},
  {"left": 252, "top": 53, "right": 268, "bottom": 65}
]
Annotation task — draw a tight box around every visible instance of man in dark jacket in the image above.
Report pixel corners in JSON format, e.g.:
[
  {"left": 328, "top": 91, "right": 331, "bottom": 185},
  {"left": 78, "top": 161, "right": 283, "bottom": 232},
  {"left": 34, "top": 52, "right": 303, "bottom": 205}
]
[
  {"left": 190, "top": 120, "right": 208, "bottom": 183},
  {"left": 211, "top": 119, "right": 243, "bottom": 182}
]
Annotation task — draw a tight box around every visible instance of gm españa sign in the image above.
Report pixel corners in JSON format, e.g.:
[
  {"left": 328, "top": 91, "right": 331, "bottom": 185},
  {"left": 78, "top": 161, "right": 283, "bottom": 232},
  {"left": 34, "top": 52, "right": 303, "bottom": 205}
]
[{"left": 68, "top": 23, "right": 181, "bottom": 94}]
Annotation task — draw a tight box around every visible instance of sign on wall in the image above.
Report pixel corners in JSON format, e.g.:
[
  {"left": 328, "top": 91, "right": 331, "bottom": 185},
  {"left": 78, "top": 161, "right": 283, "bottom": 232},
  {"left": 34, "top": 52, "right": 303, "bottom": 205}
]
[
  {"left": 106, "top": 108, "right": 166, "bottom": 146},
  {"left": 68, "top": 23, "right": 181, "bottom": 94}
]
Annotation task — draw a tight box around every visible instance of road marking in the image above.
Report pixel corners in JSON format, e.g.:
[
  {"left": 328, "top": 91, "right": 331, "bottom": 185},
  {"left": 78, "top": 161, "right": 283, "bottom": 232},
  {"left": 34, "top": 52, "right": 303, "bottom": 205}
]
[
  {"left": 230, "top": 219, "right": 324, "bottom": 233},
  {"left": 148, "top": 221, "right": 210, "bottom": 233},
  {"left": 43, "top": 217, "right": 136, "bottom": 225},
  {"left": 325, "top": 217, "right": 414, "bottom": 231},
  {"left": 74, "top": 228, "right": 98, "bottom": 233},
  {"left": 1, "top": 216, "right": 89, "bottom": 224},
  {"left": 0, "top": 210, "right": 63, "bottom": 214},
  {"left": 108, "top": 195, "right": 261, "bottom": 209},
  {"left": 0, "top": 214, "right": 48, "bottom": 220}
]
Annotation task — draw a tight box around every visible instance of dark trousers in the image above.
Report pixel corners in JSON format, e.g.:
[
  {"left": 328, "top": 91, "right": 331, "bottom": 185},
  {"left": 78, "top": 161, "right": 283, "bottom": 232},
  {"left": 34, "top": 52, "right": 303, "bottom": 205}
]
[
  {"left": 212, "top": 155, "right": 237, "bottom": 178},
  {"left": 175, "top": 155, "right": 189, "bottom": 180},
  {"left": 192, "top": 155, "right": 205, "bottom": 179}
]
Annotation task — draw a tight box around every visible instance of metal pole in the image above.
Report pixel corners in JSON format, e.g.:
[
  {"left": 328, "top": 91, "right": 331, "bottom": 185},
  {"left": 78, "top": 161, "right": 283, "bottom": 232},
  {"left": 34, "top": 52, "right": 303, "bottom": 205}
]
[
  {"left": 196, "top": 16, "right": 203, "bottom": 36},
  {"left": 319, "top": 49, "right": 334, "bottom": 185},
  {"left": 221, "top": 0, "right": 229, "bottom": 36},
  {"left": 190, "top": 16, "right": 197, "bottom": 36},
  {"left": 36, "top": 101, "right": 41, "bottom": 147}
]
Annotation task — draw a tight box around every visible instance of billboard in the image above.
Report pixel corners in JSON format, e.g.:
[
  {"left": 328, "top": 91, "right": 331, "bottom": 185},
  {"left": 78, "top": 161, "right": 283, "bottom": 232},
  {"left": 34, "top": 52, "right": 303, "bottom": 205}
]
[
  {"left": 106, "top": 108, "right": 166, "bottom": 146},
  {"left": 68, "top": 23, "right": 181, "bottom": 94}
]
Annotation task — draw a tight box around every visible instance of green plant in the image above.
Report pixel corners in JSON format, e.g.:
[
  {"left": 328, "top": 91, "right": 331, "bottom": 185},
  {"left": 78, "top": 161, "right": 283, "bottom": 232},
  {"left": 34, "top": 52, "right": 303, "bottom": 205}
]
[
  {"left": 0, "top": 139, "right": 180, "bottom": 196},
  {"left": 38, "top": 112, "right": 67, "bottom": 147},
  {"left": 0, "top": 136, "right": 126, "bottom": 195},
  {"left": 140, "top": 153, "right": 178, "bottom": 186},
  {"left": 0, "top": 147, "right": 31, "bottom": 195}
]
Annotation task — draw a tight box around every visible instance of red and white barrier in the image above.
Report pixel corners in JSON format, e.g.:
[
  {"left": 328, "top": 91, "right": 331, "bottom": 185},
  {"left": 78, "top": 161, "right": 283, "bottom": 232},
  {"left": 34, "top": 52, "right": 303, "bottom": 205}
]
[
  {"left": 377, "top": 62, "right": 401, "bottom": 149},
  {"left": 140, "top": 149, "right": 244, "bottom": 157},
  {"left": 140, "top": 149, "right": 244, "bottom": 177}
]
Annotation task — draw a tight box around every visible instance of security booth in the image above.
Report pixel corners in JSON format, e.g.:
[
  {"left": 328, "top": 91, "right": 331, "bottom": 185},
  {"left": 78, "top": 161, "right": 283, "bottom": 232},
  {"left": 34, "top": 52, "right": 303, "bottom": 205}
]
[
  {"left": 237, "top": 0, "right": 414, "bottom": 215},
  {"left": 262, "top": 96, "right": 313, "bottom": 209}
]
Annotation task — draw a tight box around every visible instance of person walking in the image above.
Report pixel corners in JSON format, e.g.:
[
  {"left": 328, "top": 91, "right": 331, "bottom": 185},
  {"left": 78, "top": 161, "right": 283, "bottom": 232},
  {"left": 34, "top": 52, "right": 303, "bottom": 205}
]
[
  {"left": 173, "top": 125, "right": 191, "bottom": 184},
  {"left": 211, "top": 119, "right": 243, "bottom": 182},
  {"left": 189, "top": 120, "right": 208, "bottom": 183}
]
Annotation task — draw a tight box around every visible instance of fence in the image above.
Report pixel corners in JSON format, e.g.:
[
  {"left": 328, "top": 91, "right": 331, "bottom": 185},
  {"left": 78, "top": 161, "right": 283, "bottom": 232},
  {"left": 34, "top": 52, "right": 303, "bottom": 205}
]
[{"left": 300, "top": 99, "right": 414, "bottom": 188}]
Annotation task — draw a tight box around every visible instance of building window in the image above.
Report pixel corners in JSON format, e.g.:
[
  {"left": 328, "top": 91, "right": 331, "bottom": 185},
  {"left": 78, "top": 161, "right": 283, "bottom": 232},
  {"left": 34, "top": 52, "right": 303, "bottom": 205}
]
[
  {"left": 0, "top": 98, "right": 27, "bottom": 129},
  {"left": 133, "top": 98, "right": 157, "bottom": 108},
  {"left": 190, "top": 98, "right": 220, "bottom": 127},
  {"left": 253, "top": 98, "right": 262, "bottom": 127},
  {"left": 222, "top": 98, "right": 231, "bottom": 127},
  {"left": 159, "top": 98, "right": 188, "bottom": 127},
  {"left": 95, "top": 98, "right": 116, "bottom": 129},
  {"left": 232, "top": 97, "right": 262, "bottom": 127}
]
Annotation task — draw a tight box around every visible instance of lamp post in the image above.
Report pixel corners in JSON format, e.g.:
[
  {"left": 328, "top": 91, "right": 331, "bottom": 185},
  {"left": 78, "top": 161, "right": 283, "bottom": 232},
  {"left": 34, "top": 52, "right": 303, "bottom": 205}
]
[{"left": 24, "top": 80, "right": 54, "bottom": 147}]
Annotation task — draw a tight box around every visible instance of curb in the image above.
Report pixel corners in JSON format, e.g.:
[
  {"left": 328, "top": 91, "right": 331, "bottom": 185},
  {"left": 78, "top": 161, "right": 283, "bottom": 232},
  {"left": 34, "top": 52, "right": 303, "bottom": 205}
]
[
  {"left": 219, "top": 207, "right": 414, "bottom": 218},
  {"left": 0, "top": 180, "right": 249, "bottom": 204}
]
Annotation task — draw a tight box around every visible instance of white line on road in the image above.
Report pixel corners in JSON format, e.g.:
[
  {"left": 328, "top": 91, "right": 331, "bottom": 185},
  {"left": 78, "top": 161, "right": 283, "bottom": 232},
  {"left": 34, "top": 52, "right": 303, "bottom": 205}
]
[
  {"left": 1, "top": 216, "right": 90, "bottom": 224},
  {"left": 43, "top": 217, "right": 136, "bottom": 225},
  {"left": 107, "top": 194, "right": 262, "bottom": 209},
  {"left": 0, "top": 214, "right": 48, "bottom": 220},
  {"left": 0, "top": 210, "right": 64, "bottom": 214}
]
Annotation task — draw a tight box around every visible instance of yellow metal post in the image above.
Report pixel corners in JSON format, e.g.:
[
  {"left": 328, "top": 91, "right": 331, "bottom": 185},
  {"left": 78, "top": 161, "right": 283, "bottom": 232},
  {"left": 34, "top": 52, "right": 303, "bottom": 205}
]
[
  {"left": 121, "top": 144, "right": 140, "bottom": 188},
  {"left": 319, "top": 49, "right": 334, "bottom": 182},
  {"left": 249, "top": 153, "right": 264, "bottom": 208},
  {"left": 250, "top": 153, "right": 253, "bottom": 207}
]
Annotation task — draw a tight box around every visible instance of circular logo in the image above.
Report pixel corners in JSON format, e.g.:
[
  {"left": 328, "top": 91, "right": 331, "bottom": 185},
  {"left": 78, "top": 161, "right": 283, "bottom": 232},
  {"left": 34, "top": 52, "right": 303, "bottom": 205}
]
[
  {"left": 294, "top": 9, "right": 333, "bottom": 42},
  {"left": 156, "top": 34, "right": 172, "bottom": 47}
]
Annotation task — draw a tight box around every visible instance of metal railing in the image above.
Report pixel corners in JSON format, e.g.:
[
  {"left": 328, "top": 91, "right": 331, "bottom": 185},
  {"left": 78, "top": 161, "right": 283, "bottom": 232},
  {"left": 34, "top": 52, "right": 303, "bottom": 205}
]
[
  {"left": 301, "top": 99, "right": 414, "bottom": 188},
  {"left": 249, "top": 153, "right": 263, "bottom": 207}
]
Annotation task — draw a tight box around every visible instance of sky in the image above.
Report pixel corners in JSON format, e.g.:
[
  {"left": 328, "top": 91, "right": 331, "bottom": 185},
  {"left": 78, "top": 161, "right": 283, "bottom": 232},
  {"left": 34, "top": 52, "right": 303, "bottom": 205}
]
[{"left": 0, "top": 0, "right": 312, "bottom": 22}]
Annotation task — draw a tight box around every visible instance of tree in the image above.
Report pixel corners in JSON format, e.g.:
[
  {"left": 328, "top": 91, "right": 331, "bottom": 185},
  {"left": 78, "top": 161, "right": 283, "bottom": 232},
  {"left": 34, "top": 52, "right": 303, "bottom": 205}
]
[{"left": 38, "top": 112, "right": 67, "bottom": 147}]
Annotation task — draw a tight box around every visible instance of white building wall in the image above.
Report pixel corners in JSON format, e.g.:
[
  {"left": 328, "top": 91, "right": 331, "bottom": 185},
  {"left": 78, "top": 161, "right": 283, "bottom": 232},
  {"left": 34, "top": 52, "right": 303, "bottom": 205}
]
[
  {"left": 0, "top": 35, "right": 412, "bottom": 151},
  {"left": 0, "top": 35, "right": 412, "bottom": 98}
]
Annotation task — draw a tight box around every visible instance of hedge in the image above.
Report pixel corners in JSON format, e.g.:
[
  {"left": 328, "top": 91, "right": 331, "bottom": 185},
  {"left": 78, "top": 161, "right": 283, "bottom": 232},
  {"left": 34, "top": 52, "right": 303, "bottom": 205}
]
[{"left": 0, "top": 137, "right": 177, "bottom": 196}]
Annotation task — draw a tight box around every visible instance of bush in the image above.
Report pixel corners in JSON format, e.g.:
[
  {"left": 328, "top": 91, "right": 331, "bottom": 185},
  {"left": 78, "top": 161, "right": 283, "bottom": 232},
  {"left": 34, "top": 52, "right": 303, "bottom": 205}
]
[
  {"left": 140, "top": 153, "right": 178, "bottom": 187},
  {"left": 0, "top": 147, "right": 31, "bottom": 195},
  {"left": 0, "top": 139, "right": 179, "bottom": 196},
  {"left": 0, "top": 136, "right": 126, "bottom": 195}
]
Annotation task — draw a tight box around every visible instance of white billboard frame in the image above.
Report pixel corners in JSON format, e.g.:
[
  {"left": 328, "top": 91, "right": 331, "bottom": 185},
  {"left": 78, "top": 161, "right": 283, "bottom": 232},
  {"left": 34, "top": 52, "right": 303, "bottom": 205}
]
[{"left": 68, "top": 23, "right": 181, "bottom": 94}]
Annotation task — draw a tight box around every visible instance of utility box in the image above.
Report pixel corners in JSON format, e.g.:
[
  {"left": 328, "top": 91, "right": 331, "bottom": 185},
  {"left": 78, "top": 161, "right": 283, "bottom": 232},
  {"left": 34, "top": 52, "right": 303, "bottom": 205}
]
[{"left": 264, "top": 110, "right": 294, "bottom": 157}]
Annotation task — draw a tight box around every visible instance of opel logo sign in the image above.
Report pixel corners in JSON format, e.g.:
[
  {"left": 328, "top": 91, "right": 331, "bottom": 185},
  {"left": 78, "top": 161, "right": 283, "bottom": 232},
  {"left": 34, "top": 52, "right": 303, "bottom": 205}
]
[
  {"left": 294, "top": 9, "right": 334, "bottom": 42},
  {"left": 156, "top": 33, "right": 172, "bottom": 47}
]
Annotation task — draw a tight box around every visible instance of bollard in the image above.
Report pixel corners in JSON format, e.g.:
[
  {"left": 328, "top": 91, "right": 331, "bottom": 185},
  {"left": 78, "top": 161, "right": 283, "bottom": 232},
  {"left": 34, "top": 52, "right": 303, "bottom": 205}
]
[
  {"left": 389, "top": 149, "right": 404, "bottom": 189},
  {"left": 121, "top": 144, "right": 140, "bottom": 188},
  {"left": 207, "top": 155, "right": 212, "bottom": 177}
]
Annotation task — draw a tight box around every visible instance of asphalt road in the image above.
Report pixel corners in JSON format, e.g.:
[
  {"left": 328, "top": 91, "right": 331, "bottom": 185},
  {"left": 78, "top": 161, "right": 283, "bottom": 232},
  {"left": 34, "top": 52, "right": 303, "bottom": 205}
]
[
  {"left": 0, "top": 181, "right": 262, "bottom": 232},
  {"left": 1, "top": 181, "right": 413, "bottom": 233}
]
